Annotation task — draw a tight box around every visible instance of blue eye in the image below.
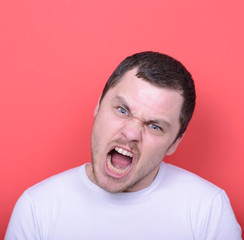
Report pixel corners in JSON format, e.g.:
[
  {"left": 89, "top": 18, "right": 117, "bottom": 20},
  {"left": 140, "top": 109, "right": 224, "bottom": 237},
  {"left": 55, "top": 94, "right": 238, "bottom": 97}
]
[
  {"left": 118, "top": 107, "right": 128, "bottom": 115},
  {"left": 148, "top": 123, "right": 161, "bottom": 131}
]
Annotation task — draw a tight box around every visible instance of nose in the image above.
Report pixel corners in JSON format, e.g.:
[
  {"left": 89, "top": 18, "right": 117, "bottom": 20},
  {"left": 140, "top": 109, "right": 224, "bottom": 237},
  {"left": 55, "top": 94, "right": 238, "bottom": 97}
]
[{"left": 120, "top": 119, "right": 142, "bottom": 142}]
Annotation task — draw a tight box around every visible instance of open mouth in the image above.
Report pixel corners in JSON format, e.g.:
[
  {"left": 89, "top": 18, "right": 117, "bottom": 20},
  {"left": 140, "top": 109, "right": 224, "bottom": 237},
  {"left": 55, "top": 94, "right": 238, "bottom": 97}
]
[{"left": 105, "top": 147, "right": 133, "bottom": 177}]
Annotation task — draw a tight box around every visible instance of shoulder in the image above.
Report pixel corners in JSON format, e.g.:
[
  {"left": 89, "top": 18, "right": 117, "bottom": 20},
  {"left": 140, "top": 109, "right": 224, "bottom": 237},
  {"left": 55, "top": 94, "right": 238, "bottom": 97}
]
[
  {"left": 10, "top": 165, "right": 87, "bottom": 228},
  {"left": 24, "top": 165, "right": 85, "bottom": 200},
  {"left": 158, "top": 162, "right": 223, "bottom": 205},
  {"left": 5, "top": 165, "right": 88, "bottom": 239},
  {"left": 163, "top": 162, "right": 221, "bottom": 192},
  {"left": 158, "top": 163, "right": 242, "bottom": 238}
]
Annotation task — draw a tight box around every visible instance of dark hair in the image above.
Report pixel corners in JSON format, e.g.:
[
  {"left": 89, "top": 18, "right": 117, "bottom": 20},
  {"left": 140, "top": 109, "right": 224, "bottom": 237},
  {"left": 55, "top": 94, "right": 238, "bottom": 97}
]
[{"left": 100, "top": 51, "right": 196, "bottom": 140}]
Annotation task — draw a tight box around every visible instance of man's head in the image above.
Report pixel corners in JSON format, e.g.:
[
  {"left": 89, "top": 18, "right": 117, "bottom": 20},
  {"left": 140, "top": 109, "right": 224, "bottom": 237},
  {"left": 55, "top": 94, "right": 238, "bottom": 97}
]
[
  {"left": 86, "top": 51, "right": 196, "bottom": 193},
  {"left": 100, "top": 51, "right": 196, "bottom": 140}
]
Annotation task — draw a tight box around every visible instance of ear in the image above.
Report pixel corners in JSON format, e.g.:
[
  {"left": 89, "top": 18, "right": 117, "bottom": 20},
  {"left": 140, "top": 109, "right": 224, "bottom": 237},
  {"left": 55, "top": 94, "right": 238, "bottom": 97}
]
[
  {"left": 94, "top": 96, "right": 101, "bottom": 117},
  {"left": 166, "top": 135, "right": 184, "bottom": 156}
]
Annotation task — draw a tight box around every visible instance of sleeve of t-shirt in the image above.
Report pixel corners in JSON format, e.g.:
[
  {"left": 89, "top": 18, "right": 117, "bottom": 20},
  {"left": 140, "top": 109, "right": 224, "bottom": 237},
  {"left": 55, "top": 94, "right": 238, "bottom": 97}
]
[
  {"left": 199, "top": 190, "right": 242, "bottom": 240},
  {"left": 5, "top": 191, "right": 41, "bottom": 240}
]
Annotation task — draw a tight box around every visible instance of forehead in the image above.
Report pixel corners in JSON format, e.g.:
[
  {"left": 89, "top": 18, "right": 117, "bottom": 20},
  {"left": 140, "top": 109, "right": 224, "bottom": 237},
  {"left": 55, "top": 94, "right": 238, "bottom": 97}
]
[{"left": 104, "top": 69, "right": 183, "bottom": 121}]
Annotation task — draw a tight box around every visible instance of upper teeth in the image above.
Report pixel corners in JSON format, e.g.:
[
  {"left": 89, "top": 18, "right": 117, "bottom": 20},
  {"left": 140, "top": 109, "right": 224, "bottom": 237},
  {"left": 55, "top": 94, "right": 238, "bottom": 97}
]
[{"left": 115, "top": 147, "right": 133, "bottom": 158}]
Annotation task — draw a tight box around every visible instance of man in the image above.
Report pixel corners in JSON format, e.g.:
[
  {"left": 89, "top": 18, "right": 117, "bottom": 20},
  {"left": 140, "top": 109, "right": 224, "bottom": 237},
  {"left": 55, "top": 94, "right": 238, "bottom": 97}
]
[{"left": 5, "top": 52, "right": 242, "bottom": 239}]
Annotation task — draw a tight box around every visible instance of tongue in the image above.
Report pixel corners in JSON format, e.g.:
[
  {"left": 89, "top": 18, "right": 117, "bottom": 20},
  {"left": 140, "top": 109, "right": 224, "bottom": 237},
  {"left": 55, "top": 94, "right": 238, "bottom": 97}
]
[{"left": 111, "top": 151, "right": 132, "bottom": 170}]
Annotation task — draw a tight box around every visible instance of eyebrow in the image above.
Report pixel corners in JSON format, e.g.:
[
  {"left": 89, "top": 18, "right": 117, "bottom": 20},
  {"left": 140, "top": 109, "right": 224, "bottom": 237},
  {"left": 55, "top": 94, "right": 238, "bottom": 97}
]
[
  {"left": 114, "top": 96, "right": 132, "bottom": 112},
  {"left": 148, "top": 119, "right": 171, "bottom": 128},
  {"left": 114, "top": 96, "right": 171, "bottom": 129}
]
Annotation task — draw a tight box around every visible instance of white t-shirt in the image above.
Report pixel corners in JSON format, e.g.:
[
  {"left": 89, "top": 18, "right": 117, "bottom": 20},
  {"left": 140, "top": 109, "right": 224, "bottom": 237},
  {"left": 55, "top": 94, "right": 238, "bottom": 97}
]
[{"left": 5, "top": 162, "right": 242, "bottom": 240}]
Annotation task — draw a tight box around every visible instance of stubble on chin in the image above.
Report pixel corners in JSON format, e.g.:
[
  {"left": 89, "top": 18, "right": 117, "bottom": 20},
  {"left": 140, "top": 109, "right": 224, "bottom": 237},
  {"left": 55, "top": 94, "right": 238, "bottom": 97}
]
[
  {"left": 90, "top": 138, "right": 148, "bottom": 193},
  {"left": 90, "top": 160, "right": 158, "bottom": 193}
]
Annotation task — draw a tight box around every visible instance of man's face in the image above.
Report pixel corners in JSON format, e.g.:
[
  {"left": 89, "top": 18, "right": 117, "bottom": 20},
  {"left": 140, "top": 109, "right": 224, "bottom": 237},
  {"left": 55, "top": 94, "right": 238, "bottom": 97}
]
[{"left": 87, "top": 68, "right": 183, "bottom": 193}]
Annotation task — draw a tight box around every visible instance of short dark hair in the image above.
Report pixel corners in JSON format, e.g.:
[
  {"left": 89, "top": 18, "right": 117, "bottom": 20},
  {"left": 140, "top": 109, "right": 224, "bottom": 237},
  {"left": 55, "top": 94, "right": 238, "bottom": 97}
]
[{"left": 100, "top": 51, "right": 196, "bottom": 140}]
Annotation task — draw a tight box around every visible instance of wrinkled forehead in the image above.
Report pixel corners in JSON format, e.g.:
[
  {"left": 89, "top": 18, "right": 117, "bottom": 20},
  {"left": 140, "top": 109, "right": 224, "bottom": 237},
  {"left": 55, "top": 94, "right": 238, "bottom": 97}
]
[{"left": 103, "top": 69, "right": 183, "bottom": 122}]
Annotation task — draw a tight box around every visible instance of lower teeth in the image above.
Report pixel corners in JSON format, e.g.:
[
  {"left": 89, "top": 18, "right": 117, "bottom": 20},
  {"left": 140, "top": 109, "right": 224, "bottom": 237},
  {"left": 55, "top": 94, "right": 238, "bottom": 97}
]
[{"left": 107, "top": 155, "right": 131, "bottom": 174}]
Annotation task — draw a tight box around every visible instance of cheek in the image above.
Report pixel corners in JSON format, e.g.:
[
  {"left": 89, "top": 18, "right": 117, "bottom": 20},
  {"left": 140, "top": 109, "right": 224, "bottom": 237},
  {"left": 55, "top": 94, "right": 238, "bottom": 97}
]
[
  {"left": 141, "top": 137, "right": 171, "bottom": 160},
  {"left": 94, "top": 111, "right": 125, "bottom": 142}
]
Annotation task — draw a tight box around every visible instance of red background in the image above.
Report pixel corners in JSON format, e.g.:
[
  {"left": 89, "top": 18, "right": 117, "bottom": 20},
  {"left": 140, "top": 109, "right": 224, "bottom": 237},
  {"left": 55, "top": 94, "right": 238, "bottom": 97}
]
[{"left": 1, "top": 0, "right": 243, "bottom": 238}]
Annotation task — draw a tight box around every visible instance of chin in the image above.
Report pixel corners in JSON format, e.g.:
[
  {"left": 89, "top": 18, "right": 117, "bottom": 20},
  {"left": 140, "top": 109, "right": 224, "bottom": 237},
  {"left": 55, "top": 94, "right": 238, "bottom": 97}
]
[{"left": 92, "top": 169, "right": 129, "bottom": 193}]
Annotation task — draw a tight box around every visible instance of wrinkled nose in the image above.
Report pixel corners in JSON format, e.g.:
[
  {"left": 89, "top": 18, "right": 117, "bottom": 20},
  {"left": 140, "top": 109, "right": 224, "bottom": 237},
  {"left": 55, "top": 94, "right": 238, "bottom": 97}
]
[{"left": 120, "top": 119, "right": 142, "bottom": 142}]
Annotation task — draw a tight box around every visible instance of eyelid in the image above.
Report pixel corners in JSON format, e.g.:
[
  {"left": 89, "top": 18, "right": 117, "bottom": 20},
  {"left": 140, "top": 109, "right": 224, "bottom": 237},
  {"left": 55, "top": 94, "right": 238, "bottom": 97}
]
[
  {"left": 118, "top": 106, "right": 129, "bottom": 115},
  {"left": 148, "top": 123, "right": 162, "bottom": 130},
  {"left": 114, "top": 99, "right": 166, "bottom": 133}
]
